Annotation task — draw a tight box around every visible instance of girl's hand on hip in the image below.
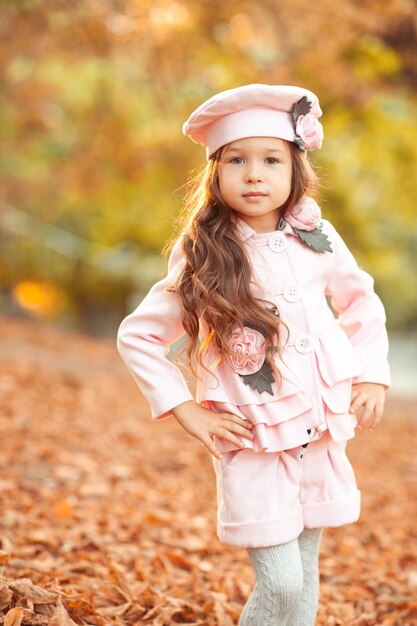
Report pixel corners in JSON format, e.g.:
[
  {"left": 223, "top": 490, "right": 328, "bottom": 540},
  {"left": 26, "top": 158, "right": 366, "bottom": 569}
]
[
  {"left": 349, "top": 382, "right": 386, "bottom": 432},
  {"left": 171, "top": 400, "right": 254, "bottom": 460}
]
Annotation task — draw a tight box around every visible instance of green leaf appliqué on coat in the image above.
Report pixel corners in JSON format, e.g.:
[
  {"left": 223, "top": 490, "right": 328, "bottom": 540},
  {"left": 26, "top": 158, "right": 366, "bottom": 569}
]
[
  {"left": 239, "top": 359, "right": 275, "bottom": 395},
  {"left": 291, "top": 223, "right": 333, "bottom": 253}
]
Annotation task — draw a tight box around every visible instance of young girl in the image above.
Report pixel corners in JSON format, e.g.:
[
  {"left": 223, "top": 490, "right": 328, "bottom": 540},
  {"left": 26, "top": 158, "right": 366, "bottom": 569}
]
[{"left": 117, "top": 84, "right": 391, "bottom": 625}]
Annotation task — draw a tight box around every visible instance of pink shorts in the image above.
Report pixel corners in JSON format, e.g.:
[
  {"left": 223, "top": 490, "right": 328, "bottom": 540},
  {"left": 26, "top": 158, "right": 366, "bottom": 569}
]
[{"left": 211, "top": 429, "right": 360, "bottom": 548}]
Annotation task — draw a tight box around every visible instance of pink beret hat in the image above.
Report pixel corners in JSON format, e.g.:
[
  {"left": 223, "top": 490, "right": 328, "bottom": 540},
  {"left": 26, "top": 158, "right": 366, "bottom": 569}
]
[{"left": 182, "top": 83, "right": 324, "bottom": 159}]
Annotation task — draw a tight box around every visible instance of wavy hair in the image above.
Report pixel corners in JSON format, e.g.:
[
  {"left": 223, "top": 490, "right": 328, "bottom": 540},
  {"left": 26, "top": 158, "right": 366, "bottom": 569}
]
[{"left": 165, "top": 140, "right": 320, "bottom": 387}]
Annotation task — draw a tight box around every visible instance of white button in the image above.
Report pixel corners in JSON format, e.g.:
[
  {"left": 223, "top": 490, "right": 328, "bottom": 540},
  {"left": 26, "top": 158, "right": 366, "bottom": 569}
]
[
  {"left": 268, "top": 232, "right": 287, "bottom": 253},
  {"left": 283, "top": 285, "right": 301, "bottom": 302},
  {"left": 295, "top": 334, "right": 313, "bottom": 353}
]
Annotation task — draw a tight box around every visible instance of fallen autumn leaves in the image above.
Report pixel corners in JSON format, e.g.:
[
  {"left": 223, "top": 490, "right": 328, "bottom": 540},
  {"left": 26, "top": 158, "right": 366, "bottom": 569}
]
[{"left": 0, "top": 318, "right": 416, "bottom": 625}]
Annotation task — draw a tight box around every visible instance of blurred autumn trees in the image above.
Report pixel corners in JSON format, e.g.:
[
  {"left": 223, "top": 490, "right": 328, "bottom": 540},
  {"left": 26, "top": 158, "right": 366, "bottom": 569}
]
[{"left": 0, "top": 0, "right": 416, "bottom": 333}]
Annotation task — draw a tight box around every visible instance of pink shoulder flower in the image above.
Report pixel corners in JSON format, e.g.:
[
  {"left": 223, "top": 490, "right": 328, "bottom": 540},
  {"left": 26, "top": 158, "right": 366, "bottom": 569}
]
[
  {"left": 285, "top": 197, "right": 322, "bottom": 231},
  {"left": 283, "top": 197, "right": 332, "bottom": 253}
]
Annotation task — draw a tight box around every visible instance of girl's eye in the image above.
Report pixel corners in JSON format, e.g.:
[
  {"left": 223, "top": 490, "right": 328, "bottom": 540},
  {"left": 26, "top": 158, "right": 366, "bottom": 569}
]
[
  {"left": 230, "top": 157, "right": 244, "bottom": 164},
  {"left": 265, "top": 157, "right": 280, "bottom": 164}
]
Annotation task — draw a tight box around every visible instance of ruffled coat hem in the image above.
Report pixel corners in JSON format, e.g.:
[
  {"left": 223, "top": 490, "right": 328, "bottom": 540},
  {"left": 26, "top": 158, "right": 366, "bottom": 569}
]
[{"left": 201, "top": 325, "right": 363, "bottom": 454}]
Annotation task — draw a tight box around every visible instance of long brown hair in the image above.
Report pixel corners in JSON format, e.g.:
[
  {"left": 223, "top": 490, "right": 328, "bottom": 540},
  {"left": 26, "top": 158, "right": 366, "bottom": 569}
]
[{"left": 165, "top": 140, "right": 320, "bottom": 387}]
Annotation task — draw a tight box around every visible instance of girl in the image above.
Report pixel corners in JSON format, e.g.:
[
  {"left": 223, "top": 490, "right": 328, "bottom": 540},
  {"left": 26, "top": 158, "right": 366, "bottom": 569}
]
[{"left": 117, "top": 84, "right": 391, "bottom": 625}]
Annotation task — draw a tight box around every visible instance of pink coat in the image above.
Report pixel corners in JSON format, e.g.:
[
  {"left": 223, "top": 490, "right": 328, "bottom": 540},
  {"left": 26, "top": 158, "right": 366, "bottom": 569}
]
[{"left": 117, "top": 216, "right": 391, "bottom": 453}]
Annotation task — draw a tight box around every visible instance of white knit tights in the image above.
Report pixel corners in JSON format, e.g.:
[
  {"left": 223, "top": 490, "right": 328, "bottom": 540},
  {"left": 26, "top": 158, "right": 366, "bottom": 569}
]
[{"left": 238, "top": 527, "right": 323, "bottom": 626}]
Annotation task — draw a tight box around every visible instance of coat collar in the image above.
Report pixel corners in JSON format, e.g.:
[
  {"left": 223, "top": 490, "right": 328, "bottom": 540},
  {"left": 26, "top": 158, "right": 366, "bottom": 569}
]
[{"left": 231, "top": 213, "right": 297, "bottom": 242}]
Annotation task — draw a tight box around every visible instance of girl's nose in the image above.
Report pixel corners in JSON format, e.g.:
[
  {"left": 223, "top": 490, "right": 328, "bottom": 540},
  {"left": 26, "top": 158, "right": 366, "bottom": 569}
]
[{"left": 245, "top": 166, "right": 263, "bottom": 183}]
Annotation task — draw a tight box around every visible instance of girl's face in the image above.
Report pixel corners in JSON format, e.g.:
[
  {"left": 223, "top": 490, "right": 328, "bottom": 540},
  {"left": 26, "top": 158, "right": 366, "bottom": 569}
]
[{"left": 218, "top": 136, "right": 292, "bottom": 233}]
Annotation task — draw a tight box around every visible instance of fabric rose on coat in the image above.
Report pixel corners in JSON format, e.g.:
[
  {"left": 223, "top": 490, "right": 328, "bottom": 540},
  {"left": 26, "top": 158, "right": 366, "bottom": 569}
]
[
  {"left": 228, "top": 327, "right": 266, "bottom": 375},
  {"left": 295, "top": 113, "right": 324, "bottom": 151},
  {"left": 285, "top": 197, "right": 322, "bottom": 231}
]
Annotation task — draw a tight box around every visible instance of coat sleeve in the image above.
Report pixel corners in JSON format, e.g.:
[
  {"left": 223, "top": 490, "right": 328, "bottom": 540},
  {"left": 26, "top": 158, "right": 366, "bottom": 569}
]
[
  {"left": 324, "top": 220, "right": 391, "bottom": 389},
  {"left": 116, "top": 238, "right": 195, "bottom": 420}
]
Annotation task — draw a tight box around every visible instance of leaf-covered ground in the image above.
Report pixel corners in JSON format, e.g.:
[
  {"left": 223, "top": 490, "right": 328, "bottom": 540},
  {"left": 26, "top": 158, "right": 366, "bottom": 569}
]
[{"left": 0, "top": 317, "right": 416, "bottom": 626}]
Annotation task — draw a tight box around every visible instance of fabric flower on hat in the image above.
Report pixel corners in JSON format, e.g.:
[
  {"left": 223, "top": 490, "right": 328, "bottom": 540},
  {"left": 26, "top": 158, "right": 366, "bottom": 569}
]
[
  {"left": 228, "top": 326, "right": 266, "bottom": 375},
  {"left": 291, "top": 95, "right": 324, "bottom": 152},
  {"left": 295, "top": 113, "right": 324, "bottom": 151},
  {"left": 285, "top": 197, "right": 322, "bottom": 231}
]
